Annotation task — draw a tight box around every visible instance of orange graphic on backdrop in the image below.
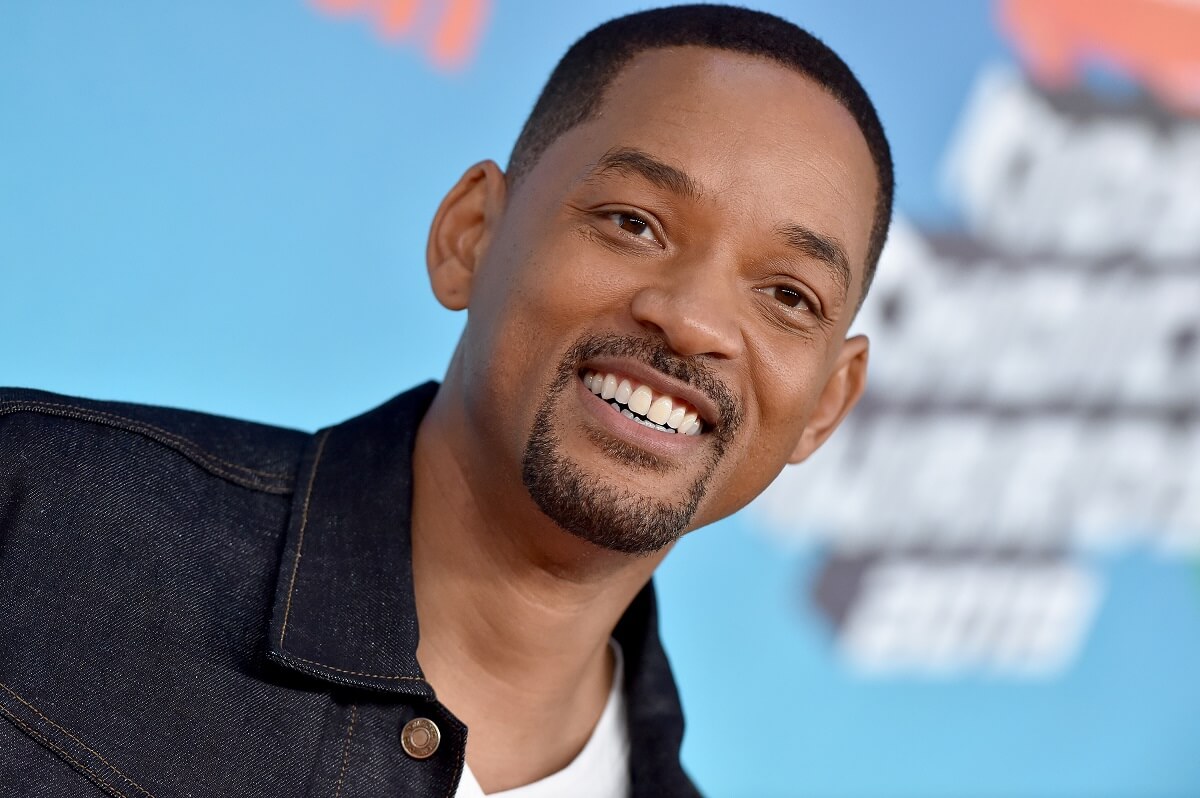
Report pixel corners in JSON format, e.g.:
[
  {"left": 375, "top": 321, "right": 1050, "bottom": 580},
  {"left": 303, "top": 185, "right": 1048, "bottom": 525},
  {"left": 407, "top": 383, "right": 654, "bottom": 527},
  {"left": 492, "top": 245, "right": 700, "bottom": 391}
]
[
  {"left": 312, "top": 0, "right": 490, "bottom": 71},
  {"left": 998, "top": 0, "right": 1200, "bottom": 113}
]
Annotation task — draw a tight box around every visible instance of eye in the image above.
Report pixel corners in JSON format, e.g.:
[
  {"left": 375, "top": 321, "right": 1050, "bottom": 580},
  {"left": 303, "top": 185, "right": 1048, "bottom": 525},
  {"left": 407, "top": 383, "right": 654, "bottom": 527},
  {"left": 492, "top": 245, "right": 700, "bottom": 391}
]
[
  {"left": 764, "top": 285, "right": 812, "bottom": 310},
  {"left": 607, "top": 211, "right": 658, "bottom": 242}
]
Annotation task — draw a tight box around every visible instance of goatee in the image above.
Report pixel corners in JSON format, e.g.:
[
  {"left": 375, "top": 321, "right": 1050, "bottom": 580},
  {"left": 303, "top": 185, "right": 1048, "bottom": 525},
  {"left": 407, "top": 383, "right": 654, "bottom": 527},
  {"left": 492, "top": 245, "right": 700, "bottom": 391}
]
[{"left": 520, "top": 333, "right": 741, "bottom": 555}]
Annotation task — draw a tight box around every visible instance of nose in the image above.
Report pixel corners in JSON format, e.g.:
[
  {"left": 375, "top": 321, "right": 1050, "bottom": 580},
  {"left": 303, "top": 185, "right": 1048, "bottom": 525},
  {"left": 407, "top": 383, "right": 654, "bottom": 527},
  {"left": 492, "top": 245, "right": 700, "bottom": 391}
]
[{"left": 628, "top": 256, "right": 745, "bottom": 359}]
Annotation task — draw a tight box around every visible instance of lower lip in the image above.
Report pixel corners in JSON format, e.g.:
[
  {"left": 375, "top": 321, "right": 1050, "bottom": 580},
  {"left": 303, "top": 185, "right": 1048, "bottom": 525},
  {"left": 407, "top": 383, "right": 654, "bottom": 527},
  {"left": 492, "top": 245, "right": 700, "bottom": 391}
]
[{"left": 574, "top": 376, "right": 707, "bottom": 459}]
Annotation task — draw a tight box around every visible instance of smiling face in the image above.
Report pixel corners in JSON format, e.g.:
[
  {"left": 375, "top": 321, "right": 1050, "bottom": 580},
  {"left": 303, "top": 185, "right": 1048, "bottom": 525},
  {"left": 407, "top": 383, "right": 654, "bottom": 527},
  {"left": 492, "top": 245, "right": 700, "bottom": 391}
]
[{"left": 429, "top": 46, "right": 879, "bottom": 554}]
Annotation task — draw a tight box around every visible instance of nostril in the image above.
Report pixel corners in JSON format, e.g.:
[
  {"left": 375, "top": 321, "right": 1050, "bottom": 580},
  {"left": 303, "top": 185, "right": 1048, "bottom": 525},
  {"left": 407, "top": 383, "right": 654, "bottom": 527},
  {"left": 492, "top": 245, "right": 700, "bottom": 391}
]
[{"left": 638, "top": 319, "right": 666, "bottom": 338}]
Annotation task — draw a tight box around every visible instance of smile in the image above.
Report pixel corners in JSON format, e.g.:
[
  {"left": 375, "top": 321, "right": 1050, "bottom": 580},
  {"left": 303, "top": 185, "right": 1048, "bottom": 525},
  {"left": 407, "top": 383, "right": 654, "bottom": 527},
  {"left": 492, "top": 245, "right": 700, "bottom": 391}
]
[{"left": 581, "top": 370, "right": 704, "bottom": 436}]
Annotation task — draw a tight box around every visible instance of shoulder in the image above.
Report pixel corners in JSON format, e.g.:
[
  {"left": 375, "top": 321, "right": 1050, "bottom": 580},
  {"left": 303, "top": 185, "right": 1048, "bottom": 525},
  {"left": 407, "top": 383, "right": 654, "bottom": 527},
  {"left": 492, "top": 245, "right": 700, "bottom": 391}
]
[
  {"left": 0, "top": 386, "right": 309, "bottom": 495},
  {"left": 0, "top": 389, "right": 316, "bottom": 792}
]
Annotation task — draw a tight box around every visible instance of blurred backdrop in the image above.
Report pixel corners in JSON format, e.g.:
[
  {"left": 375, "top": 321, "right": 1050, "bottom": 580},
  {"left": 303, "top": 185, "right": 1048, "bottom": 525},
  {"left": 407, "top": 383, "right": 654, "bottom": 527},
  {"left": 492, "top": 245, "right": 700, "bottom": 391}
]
[{"left": 3, "top": 2, "right": 1198, "bottom": 796}]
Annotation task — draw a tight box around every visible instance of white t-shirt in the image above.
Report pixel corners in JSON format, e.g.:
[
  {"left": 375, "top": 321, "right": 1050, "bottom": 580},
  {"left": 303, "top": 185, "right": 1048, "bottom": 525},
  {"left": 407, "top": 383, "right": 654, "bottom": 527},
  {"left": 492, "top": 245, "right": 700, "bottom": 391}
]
[{"left": 454, "top": 640, "right": 631, "bottom": 798}]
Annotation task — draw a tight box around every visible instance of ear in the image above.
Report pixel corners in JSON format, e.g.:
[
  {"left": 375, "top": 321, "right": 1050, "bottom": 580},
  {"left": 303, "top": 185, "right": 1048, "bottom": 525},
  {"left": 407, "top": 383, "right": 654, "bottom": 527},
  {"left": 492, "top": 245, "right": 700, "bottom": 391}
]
[
  {"left": 426, "top": 160, "right": 507, "bottom": 311},
  {"left": 787, "top": 334, "right": 869, "bottom": 464}
]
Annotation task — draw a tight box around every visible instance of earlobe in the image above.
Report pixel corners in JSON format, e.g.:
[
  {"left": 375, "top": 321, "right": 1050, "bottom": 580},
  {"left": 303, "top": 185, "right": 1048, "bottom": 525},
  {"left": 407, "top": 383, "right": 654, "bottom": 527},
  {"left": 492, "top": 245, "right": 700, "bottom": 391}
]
[
  {"left": 787, "top": 335, "right": 869, "bottom": 464},
  {"left": 426, "top": 160, "right": 507, "bottom": 311}
]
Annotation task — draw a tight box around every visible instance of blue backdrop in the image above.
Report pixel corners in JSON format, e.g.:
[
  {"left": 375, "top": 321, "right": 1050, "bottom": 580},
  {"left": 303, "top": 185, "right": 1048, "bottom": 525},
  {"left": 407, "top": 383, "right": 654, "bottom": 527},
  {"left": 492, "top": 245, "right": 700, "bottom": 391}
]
[{"left": 4, "top": 2, "right": 1198, "bottom": 796}]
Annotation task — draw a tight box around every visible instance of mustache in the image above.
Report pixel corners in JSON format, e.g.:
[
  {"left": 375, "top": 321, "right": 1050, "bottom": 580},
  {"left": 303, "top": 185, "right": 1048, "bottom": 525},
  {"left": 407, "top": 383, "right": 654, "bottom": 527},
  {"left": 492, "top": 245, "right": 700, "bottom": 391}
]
[{"left": 562, "top": 333, "right": 743, "bottom": 440}]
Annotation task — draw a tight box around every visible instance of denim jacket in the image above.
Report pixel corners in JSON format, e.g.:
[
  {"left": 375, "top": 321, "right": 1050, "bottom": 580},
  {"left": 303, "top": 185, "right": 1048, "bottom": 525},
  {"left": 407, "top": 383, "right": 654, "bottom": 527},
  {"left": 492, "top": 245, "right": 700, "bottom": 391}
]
[{"left": 0, "top": 383, "right": 701, "bottom": 797}]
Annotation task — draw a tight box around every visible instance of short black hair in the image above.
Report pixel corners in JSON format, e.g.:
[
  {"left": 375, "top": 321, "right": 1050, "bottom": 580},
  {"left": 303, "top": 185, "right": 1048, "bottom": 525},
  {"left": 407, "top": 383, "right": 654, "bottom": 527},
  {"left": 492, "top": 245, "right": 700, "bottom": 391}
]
[{"left": 507, "top": 4, "right": 894, "bottom": 301}]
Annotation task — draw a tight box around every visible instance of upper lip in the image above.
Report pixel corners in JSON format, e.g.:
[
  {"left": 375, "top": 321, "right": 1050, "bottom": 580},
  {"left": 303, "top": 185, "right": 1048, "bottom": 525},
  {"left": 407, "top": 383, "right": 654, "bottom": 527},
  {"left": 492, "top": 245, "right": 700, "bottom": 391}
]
[{"left": 580, "top": 356, "right": 724, "bottom": 430}]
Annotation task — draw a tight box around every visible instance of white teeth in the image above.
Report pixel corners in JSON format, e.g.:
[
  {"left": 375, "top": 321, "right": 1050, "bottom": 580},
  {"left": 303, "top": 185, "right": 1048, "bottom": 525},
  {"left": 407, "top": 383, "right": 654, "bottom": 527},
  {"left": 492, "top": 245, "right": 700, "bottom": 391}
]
[
  {"left": 584, "top": 369, "right": 706, "bottom": 436},
  {"left": 647, "top": 396, "right": 673, "bottom": 425},
  {"left": 614, "top": 379, "right": 633, "bottom": 405},
  {"left": 679, "top": 411, "right": 698, "bottom": 434},
  {"left": 627, "top": 385, "right": 653, "bottom": 416}
]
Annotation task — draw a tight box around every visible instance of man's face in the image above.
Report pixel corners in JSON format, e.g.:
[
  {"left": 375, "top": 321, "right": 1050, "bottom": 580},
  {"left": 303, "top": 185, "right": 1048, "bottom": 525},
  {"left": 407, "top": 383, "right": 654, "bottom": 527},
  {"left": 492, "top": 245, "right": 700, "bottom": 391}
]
[{"left": 446, "top": 47, "right": 878, "bottom": 554}]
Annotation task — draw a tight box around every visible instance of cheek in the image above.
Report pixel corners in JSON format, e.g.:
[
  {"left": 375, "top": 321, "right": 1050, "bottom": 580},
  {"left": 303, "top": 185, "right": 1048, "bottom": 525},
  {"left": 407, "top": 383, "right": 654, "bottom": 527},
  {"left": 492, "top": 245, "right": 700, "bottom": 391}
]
[
  {"left": 500, "top": 236, "right": 633, "bottom": 342},
  {"left": 464, "top": 229, "right": 618, "bottom": 390},
  {"left": 751, "top": 341, "right": 828, "bottom": 433},
  {"left": 695, "top": 438, "right": 793, "bottom": 526},
  {"left": 705, "top": 349, "right": 828, "bottom": 501}
]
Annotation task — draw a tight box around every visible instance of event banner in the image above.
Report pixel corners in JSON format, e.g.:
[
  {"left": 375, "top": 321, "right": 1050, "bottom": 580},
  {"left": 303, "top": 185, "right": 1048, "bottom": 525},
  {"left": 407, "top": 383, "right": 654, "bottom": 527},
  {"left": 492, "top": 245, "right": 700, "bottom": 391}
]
[{"left": 3, "top": 2, "right": 1197, "bottom": 796}]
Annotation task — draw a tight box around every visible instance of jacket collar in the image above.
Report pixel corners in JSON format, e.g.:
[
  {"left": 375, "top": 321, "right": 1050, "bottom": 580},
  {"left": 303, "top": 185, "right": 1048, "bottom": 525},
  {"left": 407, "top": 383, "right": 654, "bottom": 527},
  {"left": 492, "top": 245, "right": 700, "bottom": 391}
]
[
  {"left": 266, "top": 382, "right": 438, "bottom": 698},
  {"left": 265, "top": 382, "right": 698, "bottom": 794}
]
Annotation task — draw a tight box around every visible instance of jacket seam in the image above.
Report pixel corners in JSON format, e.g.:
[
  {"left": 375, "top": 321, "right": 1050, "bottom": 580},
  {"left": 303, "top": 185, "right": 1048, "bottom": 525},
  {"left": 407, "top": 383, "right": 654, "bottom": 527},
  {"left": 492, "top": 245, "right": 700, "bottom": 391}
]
[
  {"left": 332, "top": 705, "right": 357, "bottom": 798},
  {"left": 0, "top": 681, "right": 156, "bottom": 798},
  {"left": 285, "top": 653, "right": 426, "bottom": 682},
  {"left": 278, "top": 428, "right": 330, "bottom": 649},
  {"left": 0, "top": 400, "right": 294, "bottom": 494},
  {"left": 0, "top": 704, "right": 136, "bottom": 798},
  {"left": 443, "top": 725, "right": 465, "bottom": 798},
  {"left": 0, "top": 706, "right": 128, "bottom": 798}
]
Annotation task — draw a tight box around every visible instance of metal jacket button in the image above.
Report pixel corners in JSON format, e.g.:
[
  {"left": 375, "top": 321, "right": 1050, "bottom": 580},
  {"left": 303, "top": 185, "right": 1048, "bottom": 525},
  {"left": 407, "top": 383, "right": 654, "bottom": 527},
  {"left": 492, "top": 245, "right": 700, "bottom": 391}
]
[{"left": 400, "top": 717, "right": 441, "bottom": 759}]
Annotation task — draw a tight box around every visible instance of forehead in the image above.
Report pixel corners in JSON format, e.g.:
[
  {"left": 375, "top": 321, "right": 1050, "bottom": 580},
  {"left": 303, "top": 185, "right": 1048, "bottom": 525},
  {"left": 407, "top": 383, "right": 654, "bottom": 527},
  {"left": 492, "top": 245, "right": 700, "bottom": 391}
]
[{"left": 524, "top": 46, "right": 879, "bottom": 284}]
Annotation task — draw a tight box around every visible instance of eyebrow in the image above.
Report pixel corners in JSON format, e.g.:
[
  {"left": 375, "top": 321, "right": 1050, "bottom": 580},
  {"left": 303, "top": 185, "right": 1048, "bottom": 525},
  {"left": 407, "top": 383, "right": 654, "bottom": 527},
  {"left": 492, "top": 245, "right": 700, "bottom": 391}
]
[
  {"left": 589, "top": 147, "right": 703, "bottom": 202},
  {"left": 777, "top": 223, "right": 853, "bottom": 298},
  {"left": 589, "top": 146, "right": 853, "bottom": 299}
]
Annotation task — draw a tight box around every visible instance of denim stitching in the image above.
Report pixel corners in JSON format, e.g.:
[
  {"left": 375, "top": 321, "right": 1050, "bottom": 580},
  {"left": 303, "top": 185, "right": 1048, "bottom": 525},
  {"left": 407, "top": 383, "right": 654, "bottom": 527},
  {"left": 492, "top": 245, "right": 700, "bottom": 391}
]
[
  {"left": 332, "top": 705, "right": 357, "bottom": 798},
  {"left": 0, "top": 401, "right": 287, "bottom": 478},
  {"left": 0, "top": 702, "right": 130, "bottom": 798},
  {"left": 276, "top": 433, "right": 424, "bottom": 681},
  {"left": 1, "top": 401, "right": 293, "bottom": 492},
  {"left": 443, "top": 728, "right": 465, "bottom": 798},
  {"left": 0, "top": 681, "right": 156, "bottom": 798},
  {"left": 275, "top": 429, "right": 427, "bottom": 682},
  {"left": 278, "top": 429, "right": 330, "bottom": 648},
  {"left": 287, "top": 654, "right": 426, "bottom": 682}
]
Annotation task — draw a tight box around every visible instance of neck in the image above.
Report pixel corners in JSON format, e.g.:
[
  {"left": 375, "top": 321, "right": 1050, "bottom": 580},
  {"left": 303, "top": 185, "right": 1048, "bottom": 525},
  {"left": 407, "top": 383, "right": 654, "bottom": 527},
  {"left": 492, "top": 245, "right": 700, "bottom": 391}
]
[{"left": 410, "top": 386, "right": 664, "bottom": 792}]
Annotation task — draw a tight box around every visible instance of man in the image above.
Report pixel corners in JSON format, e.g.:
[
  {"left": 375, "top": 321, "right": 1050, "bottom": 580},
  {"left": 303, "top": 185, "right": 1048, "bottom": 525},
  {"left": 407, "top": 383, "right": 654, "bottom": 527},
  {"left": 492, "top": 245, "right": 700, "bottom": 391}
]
[{"left": 0, "top": 5, "right": 892, "bottom": 797}]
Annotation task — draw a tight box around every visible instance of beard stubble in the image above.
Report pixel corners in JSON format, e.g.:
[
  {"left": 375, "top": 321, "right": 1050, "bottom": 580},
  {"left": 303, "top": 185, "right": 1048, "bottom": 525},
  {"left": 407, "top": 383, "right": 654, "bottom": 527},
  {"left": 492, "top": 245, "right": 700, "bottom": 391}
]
[{"left": 520, "top": 333, "right": 741, "bottom": 556}]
